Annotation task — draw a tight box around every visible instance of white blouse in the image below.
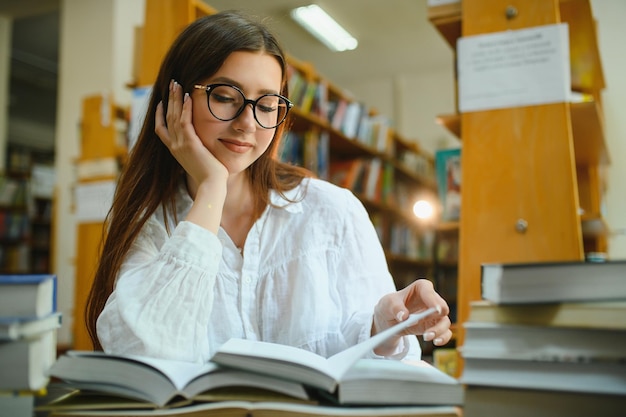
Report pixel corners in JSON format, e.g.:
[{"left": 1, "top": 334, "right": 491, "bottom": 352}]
[{"left": 97, "top": 178, "right": 419, "bottom": 363}]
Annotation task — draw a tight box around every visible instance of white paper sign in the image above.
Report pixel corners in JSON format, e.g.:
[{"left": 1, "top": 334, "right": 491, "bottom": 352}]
[
  {"left": 76, "top": 158, "right": 118, "bottom": 180},
  {"left": 457, "top": 23, "right": 570, "bottom": 113},
  {"left": 74, "top": 180, "right": 117, "bottom": 223}
]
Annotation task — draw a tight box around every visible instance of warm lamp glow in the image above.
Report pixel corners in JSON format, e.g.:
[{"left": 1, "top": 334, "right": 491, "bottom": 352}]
[{"left": 413, "top": 200, "right": 435, "bottom": 220}]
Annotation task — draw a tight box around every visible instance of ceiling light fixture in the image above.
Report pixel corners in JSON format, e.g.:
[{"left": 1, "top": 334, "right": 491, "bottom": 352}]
[{"left": 290, "top": 4, "right": 358, "bottom": 52}]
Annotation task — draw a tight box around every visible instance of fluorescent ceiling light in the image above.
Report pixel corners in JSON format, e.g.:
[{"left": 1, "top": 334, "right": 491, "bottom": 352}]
[{"left": 290, "top": 5, "right": 358, "bottom": 52}]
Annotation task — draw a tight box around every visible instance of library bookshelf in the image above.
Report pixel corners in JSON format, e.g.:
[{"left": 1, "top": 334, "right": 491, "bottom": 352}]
[
  {"left": 0, "top": 147, "right": 55, "bottom": 274},
  {"left": 428, "top": 0, "right": 610, "bottom": 372},
  {"left": 284, "top": 53, "right": 439, "bottom": 290}
]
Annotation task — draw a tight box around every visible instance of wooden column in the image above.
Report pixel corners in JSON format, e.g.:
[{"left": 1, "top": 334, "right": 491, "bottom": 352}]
[
  {"left": 138, "top": 0, "right": 216, "bottom": 86},
  {"left": 73, "top": 95, "right": 126, "bottom": 350},
  {"left": 457, "top": 0, "right": 584, "bottom": 350}
]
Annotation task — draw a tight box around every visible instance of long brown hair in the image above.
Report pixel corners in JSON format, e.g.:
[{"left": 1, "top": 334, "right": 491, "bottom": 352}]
[{"left": 85, "top": 11, "right": 310, "bottom": 350}]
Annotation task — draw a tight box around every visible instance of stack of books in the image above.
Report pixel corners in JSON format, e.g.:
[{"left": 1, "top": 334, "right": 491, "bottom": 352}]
[
  {"left": 459, "top": 260, "right": 626, "bottom": 417},
  {"left": 0, "top": 274, "right": 61, "bottom": 417},
  {"left": 38, "top": 309, "right": 463, "bottom": 417}
]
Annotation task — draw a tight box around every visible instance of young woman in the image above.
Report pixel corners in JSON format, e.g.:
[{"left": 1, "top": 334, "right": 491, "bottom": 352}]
[{"left": 86, "top": 10, "right": 451, "bottom": 364}]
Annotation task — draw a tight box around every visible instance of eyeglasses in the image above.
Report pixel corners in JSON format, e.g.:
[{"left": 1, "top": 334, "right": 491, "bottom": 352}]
[{"left": 193, "top": 83, "right": 293, "bottom": 129}]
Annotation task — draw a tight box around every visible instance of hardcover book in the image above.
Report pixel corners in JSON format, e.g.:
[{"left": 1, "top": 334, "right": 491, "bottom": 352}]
[
  {"left": 47, "top": 309, "right": 463, "bottom": 410},
  {"left": 460, "top": 356, "right": 626, "bottom": 396},
  {"left": 0, "top": 328, "right": 57, "bottom": 390},
  {"left": 467, "top": 299, "right": 626, "bottom": 330},
  {"left": 481, "top": 260, "right": 626, "bottom": 304},
  {"left": 461, "top": 321, "right": 626, "bottom": 361},
  {"left": 463, "top": 385, "right": 626, "bottom": 417},
  {"left": 434, "top": 148, "right": 461, "bottom": 221},
  {"left": 0, "top": 274, "right": 57, "bottom": 318},
  {"left": 48, "top": 352, "right": 309, "bottom": 408}
]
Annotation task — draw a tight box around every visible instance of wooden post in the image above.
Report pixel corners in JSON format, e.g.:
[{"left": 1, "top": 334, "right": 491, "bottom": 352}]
[
  {"left": 138, "top": 0, "right": 216, "bottom": 86},
  {"left": 73, "top": 95, "right": 125, "bottom": 350},
  {"left": 457, "top": 0, "right": 584, "bottom": 353}
]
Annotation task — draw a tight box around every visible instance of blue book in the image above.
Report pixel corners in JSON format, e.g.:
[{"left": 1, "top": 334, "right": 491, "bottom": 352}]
[
  {"left": 0, "top": 274, "right": 57, "bottom": 319},
  {"left": 435, "top": 148, "right": 461, "bottom": 221}
]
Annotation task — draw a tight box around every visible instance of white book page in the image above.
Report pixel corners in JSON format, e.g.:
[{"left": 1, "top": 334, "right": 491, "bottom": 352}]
[
  {"left": 341, "top": 358, "right": 458, "bottom": 385},
  {"left": 215, "top": 339, "right": 329, "bottom": 372},
  {"left": 327, "top": 308, "right": 435, "bottom": 378},
  {"left": 127, "top": 356, "right": 219, "bottom": 390},
  {"left": 216, "top": 307, "right": 436, "bottom": 381},
  {"left": 68, "top": 351, "right": 219, "bottom": 390}
]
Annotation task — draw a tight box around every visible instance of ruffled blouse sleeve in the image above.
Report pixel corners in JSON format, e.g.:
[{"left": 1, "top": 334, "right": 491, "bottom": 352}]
[{"left": 96, "top": 219, "right": 223, "bottom": 363}]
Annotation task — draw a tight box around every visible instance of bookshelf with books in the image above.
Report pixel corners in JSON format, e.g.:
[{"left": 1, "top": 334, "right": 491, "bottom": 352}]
[
  {"left": 284, "top": 56, "right": 439, "bottom": 290},
  {"left": 431, "top": 148, "right": 461, "bottom": 330},
  {"left": 432, "top": 224, "right": 458, "bottom": 318},
  {"left": 0, "top": 146, "right": 55, "bottom": 274},
  {"left": 424, "top": 146, "right": 462, "bottom": 358},
  {"left": 29, "top": 197, "right": 53, "bottom": 274},
  {"left": 428, "top": 0, "right": 611, "bottom": 362},
  {"left": 0, "top": 173, "right": 30, "bottom": 273}
]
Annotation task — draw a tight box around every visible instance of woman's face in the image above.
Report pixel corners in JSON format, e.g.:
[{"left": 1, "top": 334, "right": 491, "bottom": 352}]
[{"left": 191, "top": 51, "right": 283, "bottom": 175}]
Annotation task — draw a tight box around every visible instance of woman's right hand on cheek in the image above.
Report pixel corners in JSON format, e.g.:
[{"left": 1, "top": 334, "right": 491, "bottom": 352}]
[{"left": 155, "top": 80, "right": 229, "bottom": 186}]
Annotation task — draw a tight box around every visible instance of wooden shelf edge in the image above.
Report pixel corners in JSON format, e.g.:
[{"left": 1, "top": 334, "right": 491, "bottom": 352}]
[
  {"left": 427, "top": 1, "right": 462, "bottom": 49},
  {"left": 437, "top": 221, "right": 460, "bottom": 233},
  {"left": 360, "top": 195, "right": 437, "bottom": 231},
  {"left": 385, "top": 252, "right": 433, "bottom": 267},
  {"left": 435, "top": 114, "right": 461, "bottom": 139},
  {"left": 436, "top": 99, "right": 609, "bottom": 166}
]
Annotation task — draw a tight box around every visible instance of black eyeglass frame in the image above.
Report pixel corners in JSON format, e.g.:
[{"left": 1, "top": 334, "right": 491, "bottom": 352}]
[{"left": 193, "top": 83, "right": 294, "bottom": 129}]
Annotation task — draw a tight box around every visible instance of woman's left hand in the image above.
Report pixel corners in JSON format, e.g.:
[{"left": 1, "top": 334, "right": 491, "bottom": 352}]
[{"left": 372, "top": 279, "right": 451, "bottom": 356}]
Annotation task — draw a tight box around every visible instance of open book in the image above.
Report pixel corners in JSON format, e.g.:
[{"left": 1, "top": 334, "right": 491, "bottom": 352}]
[
  {"left": 211, "top": 308, "right": 440, "bottom": 393},
  {"left": 47, "top": 308, "right": 459, "bottom": 410},
  {"left": 48, "top": 352, "right": 309, "bottom": 408}
]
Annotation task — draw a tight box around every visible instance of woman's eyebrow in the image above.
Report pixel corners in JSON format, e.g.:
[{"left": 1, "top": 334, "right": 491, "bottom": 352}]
[{"left": 209, "top": 76, "right": 280, "bottom": 95}]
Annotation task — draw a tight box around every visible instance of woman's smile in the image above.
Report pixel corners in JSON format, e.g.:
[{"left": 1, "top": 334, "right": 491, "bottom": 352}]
[{"left": 219, "top": 138, "right": 253, "bottom": 154}]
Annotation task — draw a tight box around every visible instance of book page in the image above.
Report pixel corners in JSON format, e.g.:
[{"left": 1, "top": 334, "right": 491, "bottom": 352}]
[
  {"left": 327, "top": 308, "right": 435, "bottom": 378},
  {"left": 341, "top": 359, "right": 458, "bottom": 385},
  {"left": 67, "top": 351, "right": 219, "bottom": 390},
  {"left": 214, "top": 307, "right": 436, "bottom": 385},
  {"left": 213, "top": 339, "right": 331, "bottom": 373}
]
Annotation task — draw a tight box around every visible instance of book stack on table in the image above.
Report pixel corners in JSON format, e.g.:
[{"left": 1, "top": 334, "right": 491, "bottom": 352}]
[
  {"left": 459, "top": 260, "right": 626, "bottom": 417},
  {"left": 37, "top": 308, "right": 463, "bottom": 417},
  {"left": 0, "top": 274, "right": 61, "bottom": 417}
]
